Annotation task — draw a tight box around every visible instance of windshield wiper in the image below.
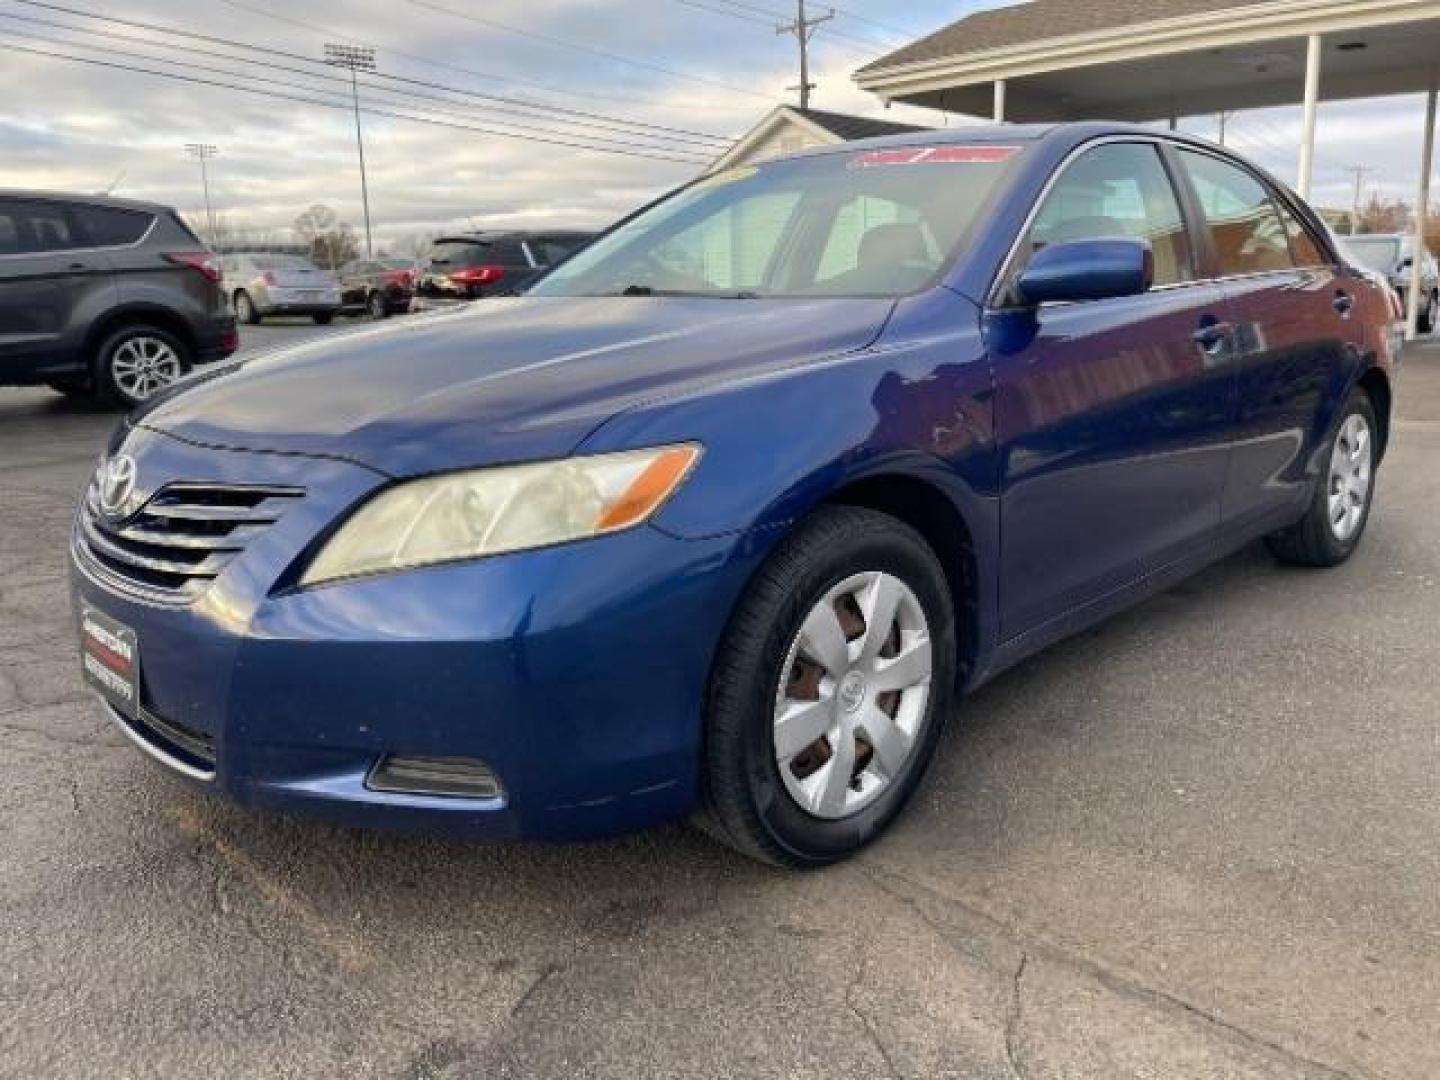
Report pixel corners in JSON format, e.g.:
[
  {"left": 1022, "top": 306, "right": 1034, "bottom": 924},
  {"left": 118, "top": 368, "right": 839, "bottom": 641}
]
[{"left": 603, "top": 285, "right": 759, "bottom": 299}]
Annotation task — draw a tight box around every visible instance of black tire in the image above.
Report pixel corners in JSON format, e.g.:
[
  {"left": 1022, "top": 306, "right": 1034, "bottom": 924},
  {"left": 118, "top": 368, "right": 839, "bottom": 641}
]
[
  {"left": 1422, "top": 292, "right": 1438, "bottom": 335},
  {"left": 93, "top": 324, "right": 191, "bottom": 410},
  {"left": 234, "top": 290, "right": 261, "bottom": 325},
  {"left": 1266, "top": 389, "right": 1378, "bottom": 568},
  {"left": 313, "top": 312, "right": 335, "bottom": 326},
  {"left": 697, "top": 506, "right": 956, "bottom": 867},
  {"left": 367, "top": 292, "right": 390, "bottom": 320}
]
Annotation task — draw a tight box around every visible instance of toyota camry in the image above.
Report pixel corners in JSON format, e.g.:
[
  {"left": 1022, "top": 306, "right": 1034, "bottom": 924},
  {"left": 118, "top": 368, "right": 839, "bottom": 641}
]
[{"left": 71, "top": 123, "right": 1399, "bottom": 865}]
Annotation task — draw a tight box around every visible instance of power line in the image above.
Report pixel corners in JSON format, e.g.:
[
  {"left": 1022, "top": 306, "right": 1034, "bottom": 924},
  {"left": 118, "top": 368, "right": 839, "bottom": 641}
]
[
  {"left": 208, "top": 0, "right": 740, "bottom": 112},
  {"left": 8, "top": 0, "right": 735, "bottom": 145},
  {"left": 404, "top": 0, "right": 774, "bottom": 101},
  {"left": 672, "top": 0, "right": 895, "bottom": 52},
  {"left": 0, "top": 10, "right": 728, "bottom": 151},
  {"left": 0, "top": 38, "right": 713, "bottom": 165}
]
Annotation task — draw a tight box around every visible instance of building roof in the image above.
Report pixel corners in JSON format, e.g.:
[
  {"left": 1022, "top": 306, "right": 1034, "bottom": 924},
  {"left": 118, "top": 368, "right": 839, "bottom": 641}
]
[
  {"left": 791, "top": 107, "right": 929, "bottom": 141},
  {"left": 858, "top": 0, "right": 1267, "bottom": 75}
]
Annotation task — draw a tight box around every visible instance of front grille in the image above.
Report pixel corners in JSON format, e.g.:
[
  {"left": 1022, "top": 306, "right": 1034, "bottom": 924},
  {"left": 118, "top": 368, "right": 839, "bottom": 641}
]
[{"left": 79, "top": 481, "right": 303, "bottom": 601}]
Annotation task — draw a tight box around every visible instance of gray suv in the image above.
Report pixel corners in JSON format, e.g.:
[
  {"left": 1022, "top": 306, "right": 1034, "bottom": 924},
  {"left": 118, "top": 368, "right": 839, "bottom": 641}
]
[{"left": 0, "top": 191, "right": 236, "bottom": 407}]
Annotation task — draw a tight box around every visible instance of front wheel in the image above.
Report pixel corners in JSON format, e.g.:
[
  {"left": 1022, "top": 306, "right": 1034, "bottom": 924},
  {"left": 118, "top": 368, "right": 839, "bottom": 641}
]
[
  {"left": 367, "top": 291, "right": 389, "bottom": 320},
  {"left": 1267, "top": 389, "right": 1378, "bottom": 567},
  {"left": 94, "top": 325, "right": 190, "bottom": 409},
  {"left": 698, "top": 506, "right": 956, "bottom": 866}
]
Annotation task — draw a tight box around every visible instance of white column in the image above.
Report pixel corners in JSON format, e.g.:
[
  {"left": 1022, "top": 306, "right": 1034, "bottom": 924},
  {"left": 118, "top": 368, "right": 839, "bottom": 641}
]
[
  {"left": 1407, "top": 79, "right": 1437, "bottom": 340},
  {"left": 993, "top": 79, "right": 1006, "bottom": 124},
  {"left": 1298, "top": 33, "right": 1323, "bottom": 198}
]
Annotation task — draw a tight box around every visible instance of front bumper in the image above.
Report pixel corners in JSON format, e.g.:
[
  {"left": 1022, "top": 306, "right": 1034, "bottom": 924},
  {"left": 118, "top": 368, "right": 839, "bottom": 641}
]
[{"left": 70, "top": 427, "right": 764, "bottom": 840}]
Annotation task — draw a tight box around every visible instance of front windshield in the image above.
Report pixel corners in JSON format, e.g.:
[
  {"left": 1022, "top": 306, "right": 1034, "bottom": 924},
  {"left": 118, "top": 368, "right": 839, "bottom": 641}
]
[
  {"left": 1345, "top": 237, "right": 1401, "bottom": 272},
  {"left": 531, "top": 145, "right": 1024, "bottom": 300}
]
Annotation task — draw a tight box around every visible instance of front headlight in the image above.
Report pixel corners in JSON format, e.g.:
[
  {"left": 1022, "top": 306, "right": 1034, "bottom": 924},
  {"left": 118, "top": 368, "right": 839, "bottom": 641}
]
[{"left": 301, "top": 443, "right": 701, "bottom": 586}]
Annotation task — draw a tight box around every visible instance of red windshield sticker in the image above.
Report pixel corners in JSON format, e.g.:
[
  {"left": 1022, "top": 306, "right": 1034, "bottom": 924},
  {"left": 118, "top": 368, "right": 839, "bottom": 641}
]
[{"left": 851, "top": 145, "right": 1021, "bottom": 168}]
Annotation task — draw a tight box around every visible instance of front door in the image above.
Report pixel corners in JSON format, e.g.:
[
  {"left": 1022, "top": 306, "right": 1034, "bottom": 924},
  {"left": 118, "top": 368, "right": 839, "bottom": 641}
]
[{"left": 990, "top": 141, "right": 1235, "bottom": 640}]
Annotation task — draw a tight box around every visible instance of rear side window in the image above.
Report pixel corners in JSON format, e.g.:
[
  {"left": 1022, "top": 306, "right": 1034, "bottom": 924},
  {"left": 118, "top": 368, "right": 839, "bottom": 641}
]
[
  {"left": 0, "top": 201, "right": 77, "bottom": 253},
  {"left": 428, "top": 241, "right": 485, "bottom": 267},
  {"left": 1178, "top": 150, "right": 1293, "bottom": 276},
  {"left": 489, "top": 241, "right": 529, "bottom": 266},
  {"left": 529, "top": 238, "right": 587, "bottom": 265},
  {"left": 77, "top": 205, "right": 154, "bottom": 247},
  {"left": 1025, "top": 142, "right": 1194, "bottom": 287}
]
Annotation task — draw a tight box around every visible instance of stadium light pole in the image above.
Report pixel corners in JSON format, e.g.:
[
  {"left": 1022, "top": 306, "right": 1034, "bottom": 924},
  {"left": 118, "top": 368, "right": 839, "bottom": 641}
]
[
  {"left": 183, "top": 143, "right": 218, "bottom": 247},
  {"left": 324, "top": 43, "right": 376, "bottom": 257}
]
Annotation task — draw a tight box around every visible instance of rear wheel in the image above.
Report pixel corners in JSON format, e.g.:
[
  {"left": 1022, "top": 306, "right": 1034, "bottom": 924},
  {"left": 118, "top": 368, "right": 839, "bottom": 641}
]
[
  {"left": 94, "top": 324, "right": 190, "bottom": 409},
  {"left": 1267, "top": 389, "right": 1377, "bottom": 567},
  {"left": 234, "top": 290, "right": 261, "bottom": 325},
  {"left": 367, "top": 291, "right": 389, "bottom": 320},
  {"left": 698, "top": 506, "right": 955, "bottom": 866}
]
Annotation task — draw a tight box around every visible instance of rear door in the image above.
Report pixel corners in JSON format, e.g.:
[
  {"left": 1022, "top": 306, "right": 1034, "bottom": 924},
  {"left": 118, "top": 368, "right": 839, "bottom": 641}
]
[
  {"left": 0, "top": 198, "right": 114, "bottom": 379},
  {"left": 991, "top": 140, "right": 1236, "bottom": 639},
  {"left": 1174, "top": 148, "right": 1360, "bottom": 533}
]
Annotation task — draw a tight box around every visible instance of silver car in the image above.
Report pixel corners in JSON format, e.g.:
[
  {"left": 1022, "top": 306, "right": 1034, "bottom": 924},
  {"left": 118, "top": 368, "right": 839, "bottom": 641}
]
[
  {"left": 222, "top": 253, "right": 343, "bottom": 325},
  {"left": 1343, "top": 233, "right": 1438, "bottom": 332}
]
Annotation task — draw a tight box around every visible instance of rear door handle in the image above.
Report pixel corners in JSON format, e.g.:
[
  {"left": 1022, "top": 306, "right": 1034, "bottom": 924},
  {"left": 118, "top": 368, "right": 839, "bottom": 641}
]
[
  {"left": 66, "top": 262, "right": 96, "bottom": 274},
  {"left": 1192, "top": 322, "right": 1233, "bottom": 353},
  {"left": 1333, "top": 292, "right": 1354, "bottom": 317}
]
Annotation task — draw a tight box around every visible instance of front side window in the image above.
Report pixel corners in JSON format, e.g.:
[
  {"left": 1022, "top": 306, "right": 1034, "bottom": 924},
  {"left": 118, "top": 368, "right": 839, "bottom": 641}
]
[
  {"left": 1023, "top": 142, "right": 1194, "bottom": 288},
  {"left": 1274, "top": 200, "right": 1326, "bottom": 267},
  {"left": 532, "top": 146, "right": 1021, "bottom": 299},
  {"left": 1179, "top": 150, "right": 1293, "bottom": 277}
]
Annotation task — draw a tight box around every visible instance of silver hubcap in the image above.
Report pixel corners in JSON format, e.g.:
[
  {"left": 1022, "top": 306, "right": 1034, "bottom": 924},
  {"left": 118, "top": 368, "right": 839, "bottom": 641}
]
[
  {"left": 1328, "top": 413, "right": 1373, "bottom": 541},
  {"left": 774, "top": 572, "right": 933, "bottom": 820},
  {"left": 110, "top": 336, "right": 181, "bottom": 401}
]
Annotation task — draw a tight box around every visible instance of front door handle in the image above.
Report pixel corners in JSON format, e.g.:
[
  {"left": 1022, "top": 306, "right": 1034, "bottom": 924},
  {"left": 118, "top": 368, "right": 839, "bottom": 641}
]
[
  {"left": 1192, "top": 321, "right": 1233, "bottom": 354},
  {"left": 1333, "top": 291, "right": 1354, "bottom": 317},
  {"left": 66, "top": 262, "right": 95, "bottom": 274}
]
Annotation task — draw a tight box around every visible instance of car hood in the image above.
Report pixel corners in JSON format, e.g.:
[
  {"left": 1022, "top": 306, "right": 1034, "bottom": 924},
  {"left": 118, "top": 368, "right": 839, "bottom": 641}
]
[{"left": 137, "top": 296, "right": 894, "bottom": 476}]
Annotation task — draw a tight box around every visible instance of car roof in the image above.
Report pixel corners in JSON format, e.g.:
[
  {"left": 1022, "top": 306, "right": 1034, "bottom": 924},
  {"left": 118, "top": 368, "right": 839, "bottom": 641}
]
[{"left": 0, "top": 189, "right": 174, "bottom": 214}]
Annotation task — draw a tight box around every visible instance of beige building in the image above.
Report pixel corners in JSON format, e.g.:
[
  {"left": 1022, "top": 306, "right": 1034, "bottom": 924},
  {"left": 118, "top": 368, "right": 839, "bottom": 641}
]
[{"left": 708, "top": 105, "right": 927, "bottom": 173}]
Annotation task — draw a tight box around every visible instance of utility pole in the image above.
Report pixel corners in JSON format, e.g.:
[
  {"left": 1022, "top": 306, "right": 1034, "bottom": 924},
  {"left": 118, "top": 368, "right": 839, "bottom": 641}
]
[
  {"left": 776, "top": 0, "right": 833, "bottom": 111},
  {"left": 324, "top": 43, "right": 376, "bottom": 257},
  {"left": 1347, "top": 164, "right": 1375, "bottom": 234},
  {"left": 183, "top": 143, "right": 218, "bottom": 248}
]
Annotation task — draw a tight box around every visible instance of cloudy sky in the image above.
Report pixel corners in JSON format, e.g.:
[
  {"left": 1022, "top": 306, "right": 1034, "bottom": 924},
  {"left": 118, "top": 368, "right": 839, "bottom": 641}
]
[{"left": 0, "top": 0, "right": 1431, "bottom": 251}]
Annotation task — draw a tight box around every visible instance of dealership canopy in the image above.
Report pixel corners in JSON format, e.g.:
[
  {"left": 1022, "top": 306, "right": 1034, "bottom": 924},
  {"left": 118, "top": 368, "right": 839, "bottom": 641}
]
[{"left": 856, "top": 0, "right": 1440, "bottom": 334}]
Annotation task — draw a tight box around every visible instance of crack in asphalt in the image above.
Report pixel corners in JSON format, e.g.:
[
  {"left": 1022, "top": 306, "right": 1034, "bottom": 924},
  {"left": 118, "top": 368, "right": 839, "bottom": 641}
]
[
  {"left": 844, "top": 942, "right": 902, "bottom": 1080},
  {"left": 509, "top": 963, "right": 562, "bottom": 1019},
  {"left": 862, "top": 863, "right": 1368, "bottom": 1080},
  {"left": 1004, "top": 953, "right": 1029, "bottom": 1080}
]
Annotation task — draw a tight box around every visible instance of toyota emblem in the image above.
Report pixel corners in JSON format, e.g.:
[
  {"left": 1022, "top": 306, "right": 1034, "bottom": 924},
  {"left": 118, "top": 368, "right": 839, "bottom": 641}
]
[{"left": 98, "top": 455, "right": 138, "bottom": 517}]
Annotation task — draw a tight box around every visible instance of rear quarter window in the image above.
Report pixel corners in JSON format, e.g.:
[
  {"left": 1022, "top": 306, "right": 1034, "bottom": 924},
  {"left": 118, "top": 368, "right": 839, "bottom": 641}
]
[{"left": 78, "top": 205, "right": 154, "bottom": 247}]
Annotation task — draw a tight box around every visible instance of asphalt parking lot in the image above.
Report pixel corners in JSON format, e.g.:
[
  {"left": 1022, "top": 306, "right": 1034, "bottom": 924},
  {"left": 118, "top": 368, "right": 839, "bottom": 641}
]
[{"left": 1, "top": 320, "right": 1437, "bottom": 1079}]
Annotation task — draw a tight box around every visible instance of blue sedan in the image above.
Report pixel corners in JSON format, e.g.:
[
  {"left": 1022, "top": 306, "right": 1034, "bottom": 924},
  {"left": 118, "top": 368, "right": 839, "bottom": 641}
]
[{"left": 71, "top": 123, "right": 1399, "bottom": 865}]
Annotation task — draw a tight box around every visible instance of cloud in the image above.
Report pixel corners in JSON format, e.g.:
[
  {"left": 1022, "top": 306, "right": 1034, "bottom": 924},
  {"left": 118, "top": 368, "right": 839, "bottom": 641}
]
[{"left": 0, "top": 0, "right": 1432, "bottom": 251}]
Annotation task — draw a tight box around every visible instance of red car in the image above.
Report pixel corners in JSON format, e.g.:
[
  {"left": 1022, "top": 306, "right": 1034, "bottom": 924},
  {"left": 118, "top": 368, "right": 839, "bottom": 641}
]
[{"left": 338, "top": 257, "right": 417, "bottom": 320}]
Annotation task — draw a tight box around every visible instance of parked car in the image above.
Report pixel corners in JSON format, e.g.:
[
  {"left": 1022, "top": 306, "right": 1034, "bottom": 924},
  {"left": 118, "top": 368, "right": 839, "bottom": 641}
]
[
  {"left": 0, "top": 190, "right": 236, "bottom": 407},
  {"left": 412, "top": 230, "right": 593, "bottom": 308},
  {"left": 338, "top": 257, "right": 416, "bottom": 319},
  {"left": 72, "top": 124, "right": 1397, "bottom": 865},
  {"left": 222, "top": 253, "right": 342, "bottom": 325},
  {"left": 1343, "top": 232, "right": 1438, "bottom": 332}
]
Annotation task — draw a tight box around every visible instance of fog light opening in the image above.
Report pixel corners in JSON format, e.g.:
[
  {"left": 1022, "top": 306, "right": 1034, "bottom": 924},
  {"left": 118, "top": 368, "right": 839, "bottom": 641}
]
[{"left": 366, "top": 755, "right": 504, "bottom": 799}]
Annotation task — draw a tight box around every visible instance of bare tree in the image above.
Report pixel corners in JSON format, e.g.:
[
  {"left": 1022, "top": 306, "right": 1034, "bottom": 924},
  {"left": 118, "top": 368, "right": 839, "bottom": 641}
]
[{"left": 293, "top": 204, "right": 360, "bottom": 271}]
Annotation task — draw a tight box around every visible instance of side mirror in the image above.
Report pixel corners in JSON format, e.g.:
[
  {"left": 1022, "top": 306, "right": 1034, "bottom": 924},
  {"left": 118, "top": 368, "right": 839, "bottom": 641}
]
[{"left": 1015, "top": 239, "right": 1155, "bottom": 307}]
